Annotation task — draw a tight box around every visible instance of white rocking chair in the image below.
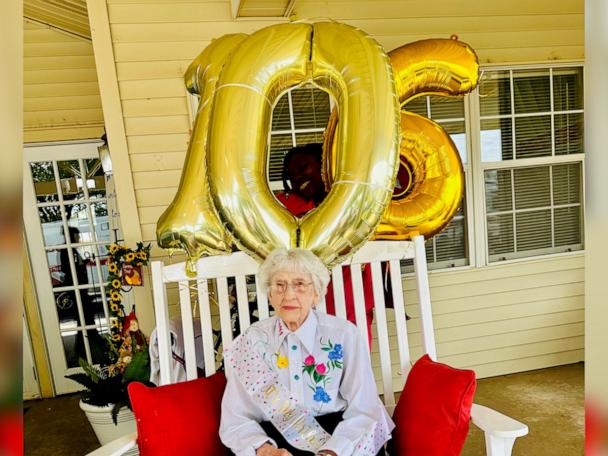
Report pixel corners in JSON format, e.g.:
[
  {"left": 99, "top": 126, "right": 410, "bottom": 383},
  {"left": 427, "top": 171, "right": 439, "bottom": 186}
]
[{"left": 89, "top": 236, "right": 528, "bottom": 456}]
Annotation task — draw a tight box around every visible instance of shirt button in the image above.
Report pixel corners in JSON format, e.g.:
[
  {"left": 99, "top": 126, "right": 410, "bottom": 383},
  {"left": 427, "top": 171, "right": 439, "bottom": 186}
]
[
  {"left": 291, "top": 345, "right": 297, "bottom": 351},
  {"left": 294, "top": 374, "right": 300, "bottom": 380}
]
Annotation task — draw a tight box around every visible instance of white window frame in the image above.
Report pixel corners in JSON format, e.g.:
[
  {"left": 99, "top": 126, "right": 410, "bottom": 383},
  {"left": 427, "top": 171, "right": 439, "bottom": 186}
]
[{"left": 467, "top": 62, "right": 586, "bottom": 268}]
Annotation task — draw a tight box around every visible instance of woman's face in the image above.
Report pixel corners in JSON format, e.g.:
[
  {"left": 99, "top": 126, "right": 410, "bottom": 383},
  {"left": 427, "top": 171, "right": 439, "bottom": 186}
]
[
  {"left": 287, "top": 153, "right": 325, "bottom": 202},
  {"left": 268, "top": 270, "right": 318, "bottom": 331}
]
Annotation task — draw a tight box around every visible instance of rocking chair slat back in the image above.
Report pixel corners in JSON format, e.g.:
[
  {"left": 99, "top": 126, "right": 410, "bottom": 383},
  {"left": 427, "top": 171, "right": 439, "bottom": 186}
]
[{"left": 151, "top": 237, "right": 434, "bottom": 409}]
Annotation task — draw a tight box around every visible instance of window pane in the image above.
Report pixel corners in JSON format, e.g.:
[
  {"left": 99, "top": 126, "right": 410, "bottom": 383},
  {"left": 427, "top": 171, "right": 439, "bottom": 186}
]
[
  {"left": 513, "top": 69, "right": 550, "bottom": 114},
  {"left": 485, "top": 169, "right": 512, "bottom": 213},
  {"left": 487, "top": 213, "right": 514, "bottom": 256},
  {"left": 57, "top": 160, "right": 86, "bottom": 201},
  {"left": 553, "top": 163, "right": 581, "bottom": 205},
  {"left": 435, "top": 217, "right": 466, "bottom": 262},
  {"left": 39, "top": 206, "right": 65, "bottom": 246},
  {"left": 554, "top": 206, "right": 582, "bottom": 246},
  {"left": 429, "top": 96, "right": 464, "bottom": 120},
  {"left": 61, "top": 330, "right": 85, "bottom": 368},
  {"left": 404, "top": 96, "right": 427, "bottom": 117},
  {"left": 55, "top": 290, "right": 79, "bottom": 326},
  {"left": 515, "top": 115, "right": 552, "bottom": 158},
  {"left": 514, "top": 167, "right": 551, "bottom": 209},
  {"left": 89, "top": 327, "right": 109, "bottom": 365},
  {"left": 479, "top": 70, "right": 511, "bottom": 117},
  {"left": 439, "top": 121, "right": 467, "bottom": 164},
  {"left": 268, "top": 134, "right": 293, "bottom": 183},
  {"left": 272, "top": 92, "right": 291, "bottom": 130},
  {"left": 295, "top": 132, "right": 324, "bottom": 145},
  {"left": 292, "top": 87, "right": 330, "bottom": 130},
  {"left": 84, "top": 158, "right": 107, "bottom": 200},
  {"left": 555, "top": 113, "right": 584, "bottom": 155},
  {"left": 515, "top": 210, "right": 552, "bottom": 251},
  {"left": 91, "top": 201, "right": 112, "bottom": 244},
  {"left": 481, "top": 118, "right": 513, "bottom": 161},
  {"left": 65, "top": 203, "right": 94, "bottom": 244},
  {"left": 31, "top": 161, "right": 59, "bottom": 203},
  {"left": 553, "top": 67, "right": 583, "bottom": 111}
]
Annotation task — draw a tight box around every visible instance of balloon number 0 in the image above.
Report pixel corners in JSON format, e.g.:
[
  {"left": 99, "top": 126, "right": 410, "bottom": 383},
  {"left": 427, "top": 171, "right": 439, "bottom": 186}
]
[{"left": 157, "top": 24, "right": 479, "bottom": 270}]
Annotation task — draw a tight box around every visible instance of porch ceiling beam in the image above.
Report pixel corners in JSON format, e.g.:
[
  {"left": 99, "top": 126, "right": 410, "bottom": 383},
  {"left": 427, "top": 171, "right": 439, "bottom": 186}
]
[{"left": 284, "top": 0, "right": 297, "bottom": 17}]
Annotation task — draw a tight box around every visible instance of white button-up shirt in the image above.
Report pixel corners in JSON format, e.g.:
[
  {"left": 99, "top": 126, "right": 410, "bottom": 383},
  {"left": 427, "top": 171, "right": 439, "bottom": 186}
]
[{"left": 220, "top": 310, "right": 394, "bottom": 456}]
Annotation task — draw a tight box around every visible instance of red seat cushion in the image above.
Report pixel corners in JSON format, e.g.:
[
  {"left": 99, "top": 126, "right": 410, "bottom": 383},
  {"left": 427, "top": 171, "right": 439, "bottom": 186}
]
[
  {"left": 390, "top": 355, "right": 476, "bottom": 456},
  {"left": 128, "top": 372, "right": 229, "bottom": 456}
]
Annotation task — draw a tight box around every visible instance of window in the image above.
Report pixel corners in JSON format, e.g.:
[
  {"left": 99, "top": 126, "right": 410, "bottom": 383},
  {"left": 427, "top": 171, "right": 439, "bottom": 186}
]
[
  {"left": 401, "top": 95, "right": 470, "bottom": 270},
  {"left": 268, "top": 85, "right": 331, "bottom": 190},
  {"left": 478, "top": 66, "right": 584, "bottom": 262}
]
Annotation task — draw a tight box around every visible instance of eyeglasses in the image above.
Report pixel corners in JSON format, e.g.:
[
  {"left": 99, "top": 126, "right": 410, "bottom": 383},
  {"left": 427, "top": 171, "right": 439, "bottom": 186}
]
[{"left": 269, "top": 280, "right": 313, "bottom": 295}]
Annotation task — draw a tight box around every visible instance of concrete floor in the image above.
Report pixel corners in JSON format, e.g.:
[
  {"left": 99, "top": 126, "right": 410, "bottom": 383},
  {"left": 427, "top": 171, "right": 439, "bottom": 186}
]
[{"left": 24, "top": 363, "right": 583, "bottom": 455}]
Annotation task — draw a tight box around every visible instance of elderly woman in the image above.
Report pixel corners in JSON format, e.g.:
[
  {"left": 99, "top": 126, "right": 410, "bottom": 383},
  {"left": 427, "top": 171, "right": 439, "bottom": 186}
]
[{"left": 220, "top": 248, "right": 394, "bottom": 456}]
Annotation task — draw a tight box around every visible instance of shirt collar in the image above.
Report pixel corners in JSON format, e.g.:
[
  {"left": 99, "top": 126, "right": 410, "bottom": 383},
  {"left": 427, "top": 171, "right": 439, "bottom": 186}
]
[{"left": 276, "top": 310, "right": 318, "bottom": 355}]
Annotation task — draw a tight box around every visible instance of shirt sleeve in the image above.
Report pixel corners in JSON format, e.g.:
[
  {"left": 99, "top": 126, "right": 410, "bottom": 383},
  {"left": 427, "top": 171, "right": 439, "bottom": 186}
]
[
  {"left": 219, "top": 357, "right": 277, "bottom": 456},
  {"left": 320, "top": 327, "right": 395, "bottom": 456}
]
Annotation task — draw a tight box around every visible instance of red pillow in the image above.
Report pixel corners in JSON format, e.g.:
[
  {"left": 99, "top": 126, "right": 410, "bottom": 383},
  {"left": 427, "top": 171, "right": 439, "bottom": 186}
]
[
  {"left": 390, "top": 355, "right": 476, "bottom": 456},
  {"left": 128, "top": 372, "right": 229, "bottom": 456}
]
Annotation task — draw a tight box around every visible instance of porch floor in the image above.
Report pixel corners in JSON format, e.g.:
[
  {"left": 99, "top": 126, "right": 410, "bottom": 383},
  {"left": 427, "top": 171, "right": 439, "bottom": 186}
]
[{"left": 24, "top": 362, "right": 583, "bottom": 455}]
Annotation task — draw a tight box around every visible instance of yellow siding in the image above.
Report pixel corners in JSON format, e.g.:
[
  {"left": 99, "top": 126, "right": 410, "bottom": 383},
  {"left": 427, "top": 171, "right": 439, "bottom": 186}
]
[
  {"left": 24, "top": 21, "right": 104, "bottom": 143},
  {"left": 103, "top": 0, "right": 584, "bottom": 378}
]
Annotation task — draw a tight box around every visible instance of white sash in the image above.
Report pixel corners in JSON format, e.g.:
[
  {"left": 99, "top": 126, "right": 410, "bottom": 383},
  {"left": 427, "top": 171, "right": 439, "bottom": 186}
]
[{"left": 225, "top": 333, "right": 331, "bottom": 452}]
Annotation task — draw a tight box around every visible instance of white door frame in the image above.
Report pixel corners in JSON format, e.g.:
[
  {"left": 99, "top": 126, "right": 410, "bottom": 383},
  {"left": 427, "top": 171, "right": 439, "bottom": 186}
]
[
  {"left": 23, "top": 315, "right": 41, "bottom": 400},
  {"left": 24, "top": 140, "right": 106, "bottom": 394}
]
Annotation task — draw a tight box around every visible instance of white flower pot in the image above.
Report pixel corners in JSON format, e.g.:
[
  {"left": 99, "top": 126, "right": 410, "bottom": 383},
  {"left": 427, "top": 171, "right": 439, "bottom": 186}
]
[{"left": 79, "top": 400, "right": 139, "bottom": 455}]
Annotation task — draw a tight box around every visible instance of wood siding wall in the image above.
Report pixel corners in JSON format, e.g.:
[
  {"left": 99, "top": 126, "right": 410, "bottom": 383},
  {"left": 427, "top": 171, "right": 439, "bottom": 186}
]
[
  {"left": 24, "top": 21, "right": 104, "bottom": 143},
  {"left": 105, "top": 0, "right": 584, "bottom": 379}
]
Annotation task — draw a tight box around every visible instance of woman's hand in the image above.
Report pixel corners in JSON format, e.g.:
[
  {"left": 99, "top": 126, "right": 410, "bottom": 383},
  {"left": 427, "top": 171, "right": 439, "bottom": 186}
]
[{"left": 256, "top": 443, "right": 293, "bottom": 456}]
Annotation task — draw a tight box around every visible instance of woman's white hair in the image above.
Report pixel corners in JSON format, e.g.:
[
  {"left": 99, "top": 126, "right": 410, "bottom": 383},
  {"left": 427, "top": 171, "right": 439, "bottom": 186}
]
[{"left": 258, "top": 248, "right": 330, "bottom": 297}]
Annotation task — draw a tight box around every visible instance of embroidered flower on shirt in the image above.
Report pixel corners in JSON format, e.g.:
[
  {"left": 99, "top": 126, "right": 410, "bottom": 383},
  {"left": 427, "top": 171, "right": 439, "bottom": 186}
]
[
  {"left": 313, "top": 386, "right": 331, "bottom": 403},
  {"left": 321, "top": 339, "right": 344, "bottom": 370},
  {"left": 328, "top": 344, "right": 343, "bottom": 361},
  {"left": 315, "top": 363, "right": 327, "bottom": 375},
  {"left": 276, "top": 353, "right": 289, "bottom": 369},
  {"left": 304, "top": 355, "right": 315, "bottom": 366}
]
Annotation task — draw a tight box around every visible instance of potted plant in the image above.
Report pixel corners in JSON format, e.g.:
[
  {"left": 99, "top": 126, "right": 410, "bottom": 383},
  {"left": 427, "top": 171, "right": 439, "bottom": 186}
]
[{"left": 66, "top": 243, "right": 153, "bottom": 448}]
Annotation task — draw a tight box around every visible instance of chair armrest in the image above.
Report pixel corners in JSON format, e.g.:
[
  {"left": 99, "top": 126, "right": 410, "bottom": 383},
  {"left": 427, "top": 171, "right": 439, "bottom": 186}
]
[
  {"left": 86, "top": 432, "right": 138, "bottom": 456},
  {"left": 470, "top": 403, "right": 529, "bottom": 439}
]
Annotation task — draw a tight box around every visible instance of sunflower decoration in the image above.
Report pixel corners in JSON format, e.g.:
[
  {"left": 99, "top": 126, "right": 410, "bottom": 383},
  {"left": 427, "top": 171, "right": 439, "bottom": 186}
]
[{"left": 105, "top": 242, "right": 152, "bottom": 357}]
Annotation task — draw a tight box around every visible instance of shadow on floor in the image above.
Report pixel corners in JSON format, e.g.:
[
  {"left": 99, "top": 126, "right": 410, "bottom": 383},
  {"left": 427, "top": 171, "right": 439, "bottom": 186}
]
[{"left": 24, "top": 363, "right": 584, "bottom": 455}]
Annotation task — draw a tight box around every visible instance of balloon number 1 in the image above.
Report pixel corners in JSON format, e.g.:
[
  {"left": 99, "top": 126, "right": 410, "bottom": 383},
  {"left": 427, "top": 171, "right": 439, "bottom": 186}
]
[{"left": 156, "top": 23, "right": 479, "bottom": 270}]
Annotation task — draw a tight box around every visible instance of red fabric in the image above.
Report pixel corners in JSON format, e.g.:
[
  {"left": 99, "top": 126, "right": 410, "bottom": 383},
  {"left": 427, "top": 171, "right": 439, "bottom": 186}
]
[
  {"left": 277, "top": 191, "right": 375, "bottom": 347},
  {"left": 276, "top": 192, "right": 316, "bottom": 217},
  {"left": 390, "top": 355, "right": 476, "bottom": 456},
  {"left": 0, "top": 412, "right": 23, "bottom": 456},
  {"left": 128, "top": 372, "right": 229, "bottom": 456}
]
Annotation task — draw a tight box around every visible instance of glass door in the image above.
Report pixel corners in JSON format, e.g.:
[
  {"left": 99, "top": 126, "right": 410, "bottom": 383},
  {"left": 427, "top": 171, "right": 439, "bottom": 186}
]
[{"left": 24, "top": 141, "right": 120, "bottom": 394}]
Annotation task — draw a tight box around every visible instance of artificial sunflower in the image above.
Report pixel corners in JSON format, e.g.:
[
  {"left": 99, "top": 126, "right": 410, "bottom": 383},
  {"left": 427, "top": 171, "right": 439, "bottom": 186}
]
[
  {"left": 111, "top": 318, "right": 119, "bottom": 328},
  {"left": 111, "top": 279, "right": 121, "bottom": 289},
  {"left": 110, "top": 291, "right": 122, "bottom": 301},
  {"left": 112, "top": 334, "right": 121, "bottom": 342},
  {"left": 108, "top": 263, "right": 118, "bottom": 274},
  {"left": 109, "top": 244, "right": 119, "bottom": 254},
  {"left": 110, "top": 303, "right": 119, "bottom": 312},
  {"left": 126, "top": 252, "right": 135, "bottom": 262}
]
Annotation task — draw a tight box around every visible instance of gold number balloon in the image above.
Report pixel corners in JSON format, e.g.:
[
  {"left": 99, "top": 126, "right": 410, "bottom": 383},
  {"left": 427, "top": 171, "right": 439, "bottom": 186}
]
[
  {"left": 323, "top": 38, "right": 479, "bottom": 240},
  {"left": 206, "top": 22, "right": 400, "bottom": 266},
  {"left": 156, "top": 34, "right": 246, "bottom": 263}
]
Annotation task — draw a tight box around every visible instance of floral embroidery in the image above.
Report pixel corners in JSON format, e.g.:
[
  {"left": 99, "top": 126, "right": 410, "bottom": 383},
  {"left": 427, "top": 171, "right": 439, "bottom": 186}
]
[
  {"left": 302, "top": 338, "right": 345, "bottom": 407},
  {"left": 322, "top": 339, "right": 343, "bottom": 370},
  {"left": 276, "top": 353, "right": 289, "bottom": 369},
  {"left": 313, "top": 386, "right": 331, "bottom": 403}
]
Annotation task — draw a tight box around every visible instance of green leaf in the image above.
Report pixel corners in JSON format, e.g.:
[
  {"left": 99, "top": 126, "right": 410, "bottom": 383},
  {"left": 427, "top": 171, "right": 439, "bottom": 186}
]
[
  {"left": 123, "top": 350, "right": 150, "bottom": 383},
  {"left": 321, "top": 347, "right": 330, "bottom": 351},
  {"left": 313, "top": 371, "right": 322, "bottom": 383}
]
